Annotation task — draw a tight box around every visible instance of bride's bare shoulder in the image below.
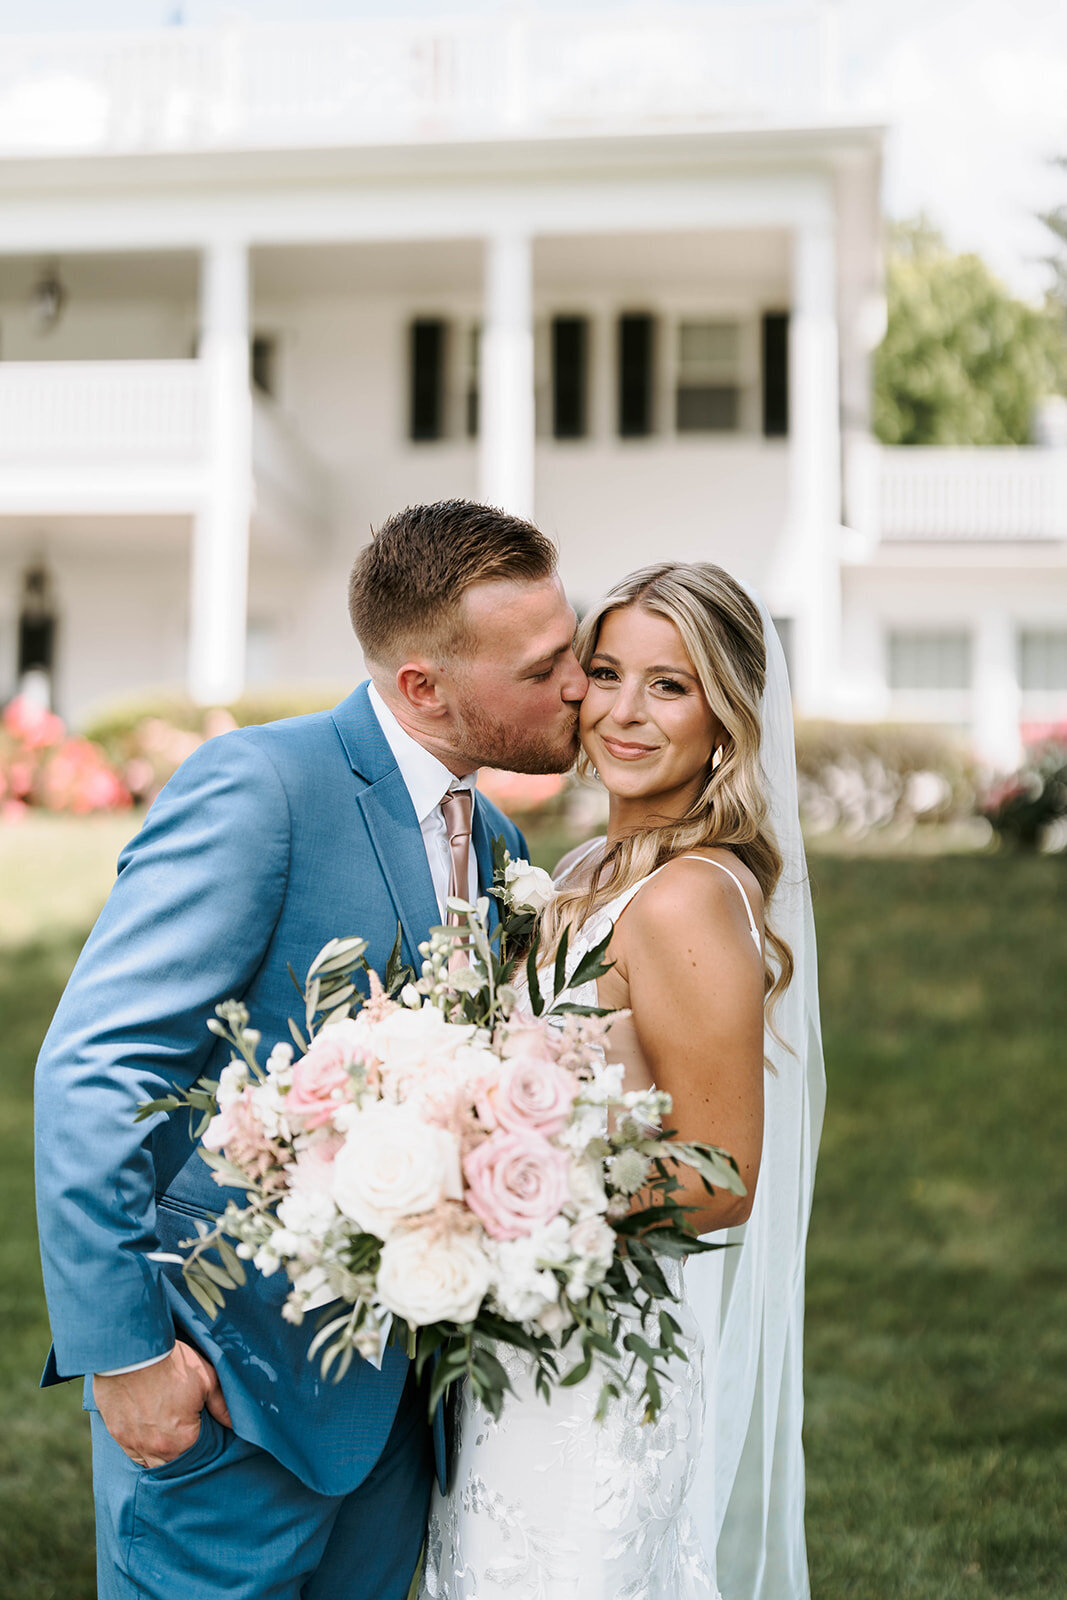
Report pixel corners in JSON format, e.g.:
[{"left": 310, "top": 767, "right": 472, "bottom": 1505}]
[
  {"left": 623, "top": 848, "right": 764, "bottom": 942},
  {"left": 552, "top": 836, "right": 605, "bottom": 886}
]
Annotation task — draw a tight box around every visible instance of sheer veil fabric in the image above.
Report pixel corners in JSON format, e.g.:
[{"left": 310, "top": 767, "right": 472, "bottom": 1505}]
[{"left": 688, "top": 588, "right": 826, "bottom": 1599}]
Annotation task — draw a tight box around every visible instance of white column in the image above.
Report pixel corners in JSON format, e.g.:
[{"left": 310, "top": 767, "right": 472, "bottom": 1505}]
[
  {"left": 479, "top": 231, "right": 535, "bottom": 519},
  {"left": 189, "top": 238, "right": 252, "bottom": 706},
  {"left": 788, "top": 219, "right": 841, "bottom": 715},
  {"left": 973, "top": 608, "right": 1022, "bottom": 771}
]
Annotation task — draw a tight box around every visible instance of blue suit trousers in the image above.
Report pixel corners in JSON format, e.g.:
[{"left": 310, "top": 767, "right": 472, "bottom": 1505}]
[{"left": 89, "top": 1369, "right": 433, "bottom": 1600}]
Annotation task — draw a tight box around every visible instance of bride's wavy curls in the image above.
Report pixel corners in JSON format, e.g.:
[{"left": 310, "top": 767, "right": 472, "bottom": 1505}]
[{"left": 540, "top": 562, "right": 794, "bottom": 1036}]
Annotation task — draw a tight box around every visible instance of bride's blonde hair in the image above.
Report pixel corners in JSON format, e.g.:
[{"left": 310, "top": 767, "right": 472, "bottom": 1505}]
[{"left": 540, "top": 561, "right": 793, "bottom": 1024}]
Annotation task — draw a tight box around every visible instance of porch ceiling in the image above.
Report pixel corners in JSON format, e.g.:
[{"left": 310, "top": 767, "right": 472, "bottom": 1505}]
[{"left": 252, "top": 226, "right": 790, "bottom": 300}]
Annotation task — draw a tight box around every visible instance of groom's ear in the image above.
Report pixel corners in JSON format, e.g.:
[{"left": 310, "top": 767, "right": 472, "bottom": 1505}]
[{"left": 395, "top": 659, "right": 449, "bottom": 719}]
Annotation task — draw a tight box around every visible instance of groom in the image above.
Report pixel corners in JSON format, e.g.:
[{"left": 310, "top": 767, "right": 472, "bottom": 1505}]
[{"left": 35, "top": 500, "right": 586, "bottom": 1600}]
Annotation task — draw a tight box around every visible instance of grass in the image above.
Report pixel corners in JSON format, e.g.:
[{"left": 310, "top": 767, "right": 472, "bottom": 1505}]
[{"left": 2, "top": 820, "right": 1064, "bottom": 1598}]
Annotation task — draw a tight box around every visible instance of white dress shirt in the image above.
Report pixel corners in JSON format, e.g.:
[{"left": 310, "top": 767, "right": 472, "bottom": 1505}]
[{"left": 98, "top": 687, "right": 479, "bottom": 1378}]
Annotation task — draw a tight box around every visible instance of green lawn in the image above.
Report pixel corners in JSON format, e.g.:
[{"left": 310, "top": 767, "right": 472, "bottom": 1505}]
[{"left": 2, "top": 820, "right": 1064, "bottom": 1598}]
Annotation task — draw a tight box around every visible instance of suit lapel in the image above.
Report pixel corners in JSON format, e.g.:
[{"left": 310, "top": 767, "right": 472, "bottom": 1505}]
[
  {"left": 333, "top": 684, "right": 441, "bottom": 969},
  {"left": 354, "top": 772, "right": 441, "bottom": 971}
]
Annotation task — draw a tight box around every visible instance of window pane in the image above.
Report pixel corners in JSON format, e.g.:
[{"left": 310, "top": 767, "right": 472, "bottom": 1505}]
[
  {"left": 1019, "top": 629, "right": 1067, "bottom": 690},
  {"left": 410, "top": 318, "right": 446, "bottom": 441},
  {"left": 888, "top": 629, "right": 972, "bottom": 691},
  {"left": 676, "top": 385, "right": 739, "bottom": 432},
  {"left": 761, "top": 312, "right": 789, "bottom": 437},
  {"left": 466, "top": 324, "right": 480, "bottom": 439},
  {"left": 618, "top": 313, "right": 654, "bottom": 437},
  {"left": 678, "top": 320, "right": 739, "bottom": 370},
  {"left": 552, "top": 315, "right": 588, "bottom": 439}
]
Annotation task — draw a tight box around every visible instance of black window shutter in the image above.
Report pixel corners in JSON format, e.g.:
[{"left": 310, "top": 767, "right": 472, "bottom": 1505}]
[
  {"left": 410, "top": 318, "right": 446, "bottom": 441},
  {"left": 552, "top": 316, "right": 588, "bottom": 439},
  {"left": 761, "top": 312, "right": 789, "bottom": 437},
  {"left": 618, "top": 313, "right": 654, "bottom": 437}
]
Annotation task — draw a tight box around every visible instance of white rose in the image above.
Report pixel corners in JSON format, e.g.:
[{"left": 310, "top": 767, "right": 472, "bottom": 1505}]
[
  {"left": 331, "top": 1103, "right": 462, "bottom": 1240},
  {"left": 376, "top": 1225, "right": 491, "bottom": 1326},
  {"left": 504, "top": 859, "right": 556, "bottom": 915},
  {"left": 368, "top": 1007, "right": 476, "bottom": 1082}
]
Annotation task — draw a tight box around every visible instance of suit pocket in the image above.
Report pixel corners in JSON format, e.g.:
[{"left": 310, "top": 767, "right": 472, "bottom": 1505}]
[{"left": 141, "top": 1409, "right": 224, "bottom": 1481}]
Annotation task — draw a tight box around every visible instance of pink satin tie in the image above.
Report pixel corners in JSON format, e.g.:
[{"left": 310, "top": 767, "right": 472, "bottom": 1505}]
[{"left": 440, "top": 787, "right": 473, "bottom": 968}]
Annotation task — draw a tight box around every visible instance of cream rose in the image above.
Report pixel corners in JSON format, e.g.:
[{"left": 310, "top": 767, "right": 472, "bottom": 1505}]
[
  {"left": 376, "top": 1224, "right": 491, "bottom": 1326},
  {"left": 503, "top": 858, "right": 556, "bottom": 915},
  {"left": 331, "top": 1102, "right": 462, "bottom": 1239}
]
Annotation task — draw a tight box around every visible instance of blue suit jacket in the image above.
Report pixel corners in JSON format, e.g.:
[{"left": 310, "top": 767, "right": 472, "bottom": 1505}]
[{"left": 34, "top": 684, "right": 525, "bottom": 1496}]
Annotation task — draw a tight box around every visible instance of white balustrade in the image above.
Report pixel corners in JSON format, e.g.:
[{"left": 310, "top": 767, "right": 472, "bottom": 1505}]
[
  {"left": 875, "top": 447, "right": 1067, "bottom": 543},
  {"left": 0, "top": 5, "right": 836, "bottom": 156},
  {"left": 0, "top": 360, "right": 206, "bottom": 463}
]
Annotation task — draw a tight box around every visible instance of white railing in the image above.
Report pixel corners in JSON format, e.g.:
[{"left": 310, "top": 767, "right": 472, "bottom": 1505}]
[
  {"left": 252, "top": 395, "right": 331, "bottom": 536},
  {"left": 878, "top": 447, "right": 1067, "bottom": 542},
  {"left": 0, "top": 359, "right": 206, "bottom": 463},
  {"left": 0, "top": 6, "right": 838, "bottom": 156}
]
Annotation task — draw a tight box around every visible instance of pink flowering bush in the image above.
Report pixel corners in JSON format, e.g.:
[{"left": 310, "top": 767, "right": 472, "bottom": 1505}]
[{"left": 0, "top": 696, "right": 131, "bottom": 822}]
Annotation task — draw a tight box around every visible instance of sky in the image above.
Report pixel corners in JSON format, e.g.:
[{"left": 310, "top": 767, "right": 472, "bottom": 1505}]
[{"left": 0, "top": 0, "right": 1064, "bottom": 302}]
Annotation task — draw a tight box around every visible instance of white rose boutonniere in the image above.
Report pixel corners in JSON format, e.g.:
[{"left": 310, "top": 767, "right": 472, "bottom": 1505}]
[{"left": 503, "top": 857, "right": 556, "bottom": 915}]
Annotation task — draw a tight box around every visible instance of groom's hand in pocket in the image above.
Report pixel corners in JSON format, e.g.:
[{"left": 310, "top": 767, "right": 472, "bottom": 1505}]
[{"left": 93, "top": 1341, "right": 234, "bottom": 1468}]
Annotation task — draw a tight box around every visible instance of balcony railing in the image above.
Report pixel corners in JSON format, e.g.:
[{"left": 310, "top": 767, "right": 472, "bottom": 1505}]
[
  {"left": 0, "top": 6, "right": 839, "bottom": 157},
  {"left": 0, "top": 359, "right": 206, "bottom": 464},
  {"left": 0, "top": 360, "right": 328, "bottom": 542},
  {"left": 878, "top": 447, "right": 1067, "bottom": 542},
  {"left": 844, "top": 442, "right": 1067, "bottom": 546}
]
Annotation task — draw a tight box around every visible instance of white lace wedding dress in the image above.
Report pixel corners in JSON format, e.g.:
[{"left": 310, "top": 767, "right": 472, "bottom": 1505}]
[{"left": 420, "top": 872, "right": 723, "bottom": 1600}]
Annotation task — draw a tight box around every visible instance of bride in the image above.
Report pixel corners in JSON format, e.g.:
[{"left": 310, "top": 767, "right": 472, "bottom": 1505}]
[{"left": 421, "top": 562, "right": 825, "bottom": 1600}]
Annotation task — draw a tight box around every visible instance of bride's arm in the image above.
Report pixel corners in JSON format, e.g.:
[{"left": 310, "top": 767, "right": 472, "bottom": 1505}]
[{"left": 615, "top": 858, "right": 765, "bottom": 1233}]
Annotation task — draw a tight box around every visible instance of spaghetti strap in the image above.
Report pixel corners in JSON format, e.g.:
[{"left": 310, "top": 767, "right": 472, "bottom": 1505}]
[{"left": 675, "top": 855, "right": 763, "bottom": 952}]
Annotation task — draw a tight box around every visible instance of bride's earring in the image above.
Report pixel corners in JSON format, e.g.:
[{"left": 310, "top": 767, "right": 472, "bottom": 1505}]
[
  {"left": 711, "top": 745, "right": 724, "bottom": 773},
  {"left": 591, "top": 767, "right": 600, "bottom": 782}
]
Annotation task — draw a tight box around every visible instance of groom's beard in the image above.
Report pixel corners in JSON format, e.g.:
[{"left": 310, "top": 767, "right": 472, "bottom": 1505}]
[{"left": 452, "top": 692, "right": 579, "bottom": 775}]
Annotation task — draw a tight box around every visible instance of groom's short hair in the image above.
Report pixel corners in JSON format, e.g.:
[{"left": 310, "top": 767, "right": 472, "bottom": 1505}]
[{"left": 348, "top": 499, "right": 557, "bottom": 667}]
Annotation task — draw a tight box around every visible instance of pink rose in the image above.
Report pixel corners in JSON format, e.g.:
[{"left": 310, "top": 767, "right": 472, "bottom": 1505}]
[
  {"left": 477, "top": 1056, "right": 578, "bottom": 1138},
  {"left": 463, "top": 1129, "right": 571, "bottom": 1240},
  {"left": 287, "top": 1024, "right": 363, "bottom": 1128}
]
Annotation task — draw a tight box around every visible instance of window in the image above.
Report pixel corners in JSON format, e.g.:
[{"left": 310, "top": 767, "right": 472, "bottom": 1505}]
[
  {"left": 465, "top": 324, "right": 480, "bottom": 439},
  {"left": 675, "top": 320, "right": 741, "bottom": 433},
  {"left": 17, "top": 566, "right": 56, "bottom": 678},
  {"left": 888, "top": 629, "right": 972, "bottom": 691},
  {"left": 1019, "top": 629, "right": 1067, "bottom": 691},
  {"left": 409, "top": 318, "right": 447, "bottom": 441},
  {"left": 618, "top": 313, "right": 655, "bottom": 437},
  {"left": 761, "top": 312, "right": 789, "bottom": 437},
  {"left": 251, "top": 335, "right": 277, "bottom": 398},
  {"left": 552, "top": 315, "right": 589, "bottom": 439}
]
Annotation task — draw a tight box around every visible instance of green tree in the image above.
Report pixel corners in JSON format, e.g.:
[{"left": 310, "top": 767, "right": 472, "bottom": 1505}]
[{"left": 874, "top": 218, "right": 1067, "bottom": 446}]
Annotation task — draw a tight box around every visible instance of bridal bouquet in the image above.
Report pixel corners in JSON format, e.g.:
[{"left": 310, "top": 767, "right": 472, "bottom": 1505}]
[{"left": 139, "top": 841, "right": 744, "bottom": 1422}]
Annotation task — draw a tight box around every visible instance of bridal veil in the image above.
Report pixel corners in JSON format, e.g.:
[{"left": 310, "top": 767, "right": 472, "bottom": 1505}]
[{"left": 686, "top": 589, "right": 826, "bottom": 1599}]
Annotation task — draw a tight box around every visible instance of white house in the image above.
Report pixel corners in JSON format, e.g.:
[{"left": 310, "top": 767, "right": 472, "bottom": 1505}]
[{"left": 0, "top": 6, "right": 1064, "bottom": 770}]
